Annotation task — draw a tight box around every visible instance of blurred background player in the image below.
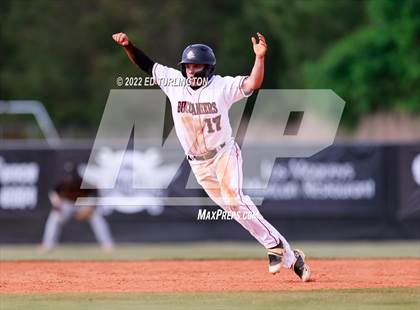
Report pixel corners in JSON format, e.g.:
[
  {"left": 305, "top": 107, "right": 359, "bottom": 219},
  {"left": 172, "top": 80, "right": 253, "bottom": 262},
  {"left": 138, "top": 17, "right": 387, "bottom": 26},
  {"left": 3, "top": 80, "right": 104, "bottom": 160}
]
[{"left": 41, "top": 162, "right": 114, "bottom": 251}]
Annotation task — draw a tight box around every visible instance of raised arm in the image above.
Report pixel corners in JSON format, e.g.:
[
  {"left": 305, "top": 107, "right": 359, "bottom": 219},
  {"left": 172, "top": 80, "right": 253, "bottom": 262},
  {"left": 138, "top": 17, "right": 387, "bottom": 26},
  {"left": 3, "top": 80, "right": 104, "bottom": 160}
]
[
  {"left": 242, "top": 32, "right": 267, "bottom": 93},
  {"left": 112, "top": 32, "right": 155, "bottom": 76}
]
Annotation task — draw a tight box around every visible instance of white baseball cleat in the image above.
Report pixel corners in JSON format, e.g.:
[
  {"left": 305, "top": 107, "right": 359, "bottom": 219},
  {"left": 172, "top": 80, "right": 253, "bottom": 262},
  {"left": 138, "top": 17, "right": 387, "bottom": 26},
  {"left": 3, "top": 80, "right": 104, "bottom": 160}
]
[
  {"left": 267, "top": 246, "right": 284, "bottom": 274},
  {"left": 292, "top": 249, "right": 311, "bottom": 282}
]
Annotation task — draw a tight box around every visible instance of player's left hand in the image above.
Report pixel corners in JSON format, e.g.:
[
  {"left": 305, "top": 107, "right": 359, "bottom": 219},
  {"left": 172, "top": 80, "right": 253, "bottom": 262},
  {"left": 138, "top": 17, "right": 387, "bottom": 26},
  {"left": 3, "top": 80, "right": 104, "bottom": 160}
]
[{"left": 251, "top": 32, "right": 267, "bottom": 58}]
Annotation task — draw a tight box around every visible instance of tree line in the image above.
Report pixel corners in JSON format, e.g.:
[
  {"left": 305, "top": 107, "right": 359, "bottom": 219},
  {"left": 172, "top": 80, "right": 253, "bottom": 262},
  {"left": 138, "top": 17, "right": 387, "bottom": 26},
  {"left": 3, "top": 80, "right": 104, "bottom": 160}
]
[{"left": 1, "top": 0, "right": 418, "bottom": 135}]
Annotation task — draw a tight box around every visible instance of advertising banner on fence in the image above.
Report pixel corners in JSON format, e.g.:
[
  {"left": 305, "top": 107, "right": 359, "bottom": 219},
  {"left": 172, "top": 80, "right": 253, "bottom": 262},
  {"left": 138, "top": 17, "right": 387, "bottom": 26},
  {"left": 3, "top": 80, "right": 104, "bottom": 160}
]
[{"left": 0, "top": 143, "right": 418, "bottom": 242}]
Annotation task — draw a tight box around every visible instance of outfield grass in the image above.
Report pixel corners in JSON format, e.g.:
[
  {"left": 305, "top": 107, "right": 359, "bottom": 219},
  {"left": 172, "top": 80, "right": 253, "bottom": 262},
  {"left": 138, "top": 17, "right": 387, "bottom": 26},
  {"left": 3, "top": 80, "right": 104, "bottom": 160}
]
[
  {"left": 1, "top": 288, "right": 419, "bottom": 310},
  {"left": 1, "top": 241, "right": 419, "bottom": 261}
]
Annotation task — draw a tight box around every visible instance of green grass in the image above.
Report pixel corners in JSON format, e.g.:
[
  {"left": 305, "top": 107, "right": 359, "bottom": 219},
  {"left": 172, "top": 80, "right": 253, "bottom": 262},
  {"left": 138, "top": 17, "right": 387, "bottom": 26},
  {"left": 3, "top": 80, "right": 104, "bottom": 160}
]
[
  {"left": 1, "top": 241, "right": 419, "bottom": 261},
  {"left": 1, "top": 288, "right": 419, "bottom": 310}
]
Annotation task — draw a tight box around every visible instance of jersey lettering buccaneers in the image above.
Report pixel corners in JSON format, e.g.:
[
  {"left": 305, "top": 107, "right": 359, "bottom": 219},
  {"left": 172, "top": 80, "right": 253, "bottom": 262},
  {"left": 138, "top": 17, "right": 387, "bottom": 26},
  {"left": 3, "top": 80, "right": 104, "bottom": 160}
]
[{"left": 152, "top": 63, "right": 252, "bottom": 155}]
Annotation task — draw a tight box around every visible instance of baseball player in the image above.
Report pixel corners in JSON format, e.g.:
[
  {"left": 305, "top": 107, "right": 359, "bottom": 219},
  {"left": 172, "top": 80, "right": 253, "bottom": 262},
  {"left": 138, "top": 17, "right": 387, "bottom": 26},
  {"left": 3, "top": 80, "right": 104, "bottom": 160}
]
[
  {"left": 112, "top": 32, "right": 310, "bottom": 281},
  {"left": 41, "top": 163, "right": 114, "bottom": 251}
]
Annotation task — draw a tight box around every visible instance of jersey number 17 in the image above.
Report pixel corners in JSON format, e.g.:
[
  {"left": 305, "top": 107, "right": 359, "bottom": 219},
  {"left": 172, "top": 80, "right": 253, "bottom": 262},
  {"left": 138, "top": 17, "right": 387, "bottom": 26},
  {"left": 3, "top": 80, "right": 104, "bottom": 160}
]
[{"left": 203, "top": 115, "right": 221, "bottom": 133}]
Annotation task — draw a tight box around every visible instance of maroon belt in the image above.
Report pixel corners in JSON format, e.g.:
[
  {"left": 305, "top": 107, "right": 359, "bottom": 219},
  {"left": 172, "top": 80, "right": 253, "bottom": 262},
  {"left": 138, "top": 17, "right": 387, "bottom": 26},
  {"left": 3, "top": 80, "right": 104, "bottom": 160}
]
[{"left": 187, "top": 142, "right": 226, "bottom": 161}]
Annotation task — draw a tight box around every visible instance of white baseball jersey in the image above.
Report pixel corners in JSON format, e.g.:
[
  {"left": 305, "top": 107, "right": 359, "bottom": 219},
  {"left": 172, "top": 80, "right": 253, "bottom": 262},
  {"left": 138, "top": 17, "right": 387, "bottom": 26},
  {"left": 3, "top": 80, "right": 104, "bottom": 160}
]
[{"left": 152, "top": 63, "right": 252, "bottom": 155}]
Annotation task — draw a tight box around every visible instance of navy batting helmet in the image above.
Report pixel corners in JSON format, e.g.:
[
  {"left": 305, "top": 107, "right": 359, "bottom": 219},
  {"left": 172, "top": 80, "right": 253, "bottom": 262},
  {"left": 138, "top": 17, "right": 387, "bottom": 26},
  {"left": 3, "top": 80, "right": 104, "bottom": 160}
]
[{"left": 179, "top": 44, "right": 216, "bottom": 79}]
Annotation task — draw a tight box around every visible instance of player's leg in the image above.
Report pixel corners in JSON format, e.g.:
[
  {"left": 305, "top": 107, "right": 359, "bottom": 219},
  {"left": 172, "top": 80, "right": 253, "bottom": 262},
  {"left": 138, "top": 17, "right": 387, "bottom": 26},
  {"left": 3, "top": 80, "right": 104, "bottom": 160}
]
[
  {"left": 41, "top": 200, "right": 73, "bottom": 250},
  {"left": 41, "top": 210, "right": 63, "bottom": 250},
  {"left": 190, "top": 145, "right": 310, "bottom": 281},
  {"left": 216, "top": 142, "right": 306, "bottom": 275},
  {"left": 190, "top": 160, "right": 225, "bottom": 206},
  {"left": 88, "top": 208, "right": 114, "bottom": 251},
  {"left": 191, "top": 147, "right": 289, "bottom": 252}
]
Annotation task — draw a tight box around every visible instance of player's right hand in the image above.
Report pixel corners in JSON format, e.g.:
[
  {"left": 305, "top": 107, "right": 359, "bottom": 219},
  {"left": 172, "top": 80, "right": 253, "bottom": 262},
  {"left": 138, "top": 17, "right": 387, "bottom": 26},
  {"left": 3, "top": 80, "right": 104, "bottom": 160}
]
[{"left": 112, "top": 32, "right": 129, "bottom": 46}]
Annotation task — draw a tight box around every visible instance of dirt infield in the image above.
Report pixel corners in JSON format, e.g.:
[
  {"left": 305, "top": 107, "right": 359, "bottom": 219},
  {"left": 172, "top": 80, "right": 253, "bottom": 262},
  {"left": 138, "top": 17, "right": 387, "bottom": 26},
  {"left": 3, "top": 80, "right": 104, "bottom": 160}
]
[{"left": 1, "top": 259, "right": 419, "bottom": 293}]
